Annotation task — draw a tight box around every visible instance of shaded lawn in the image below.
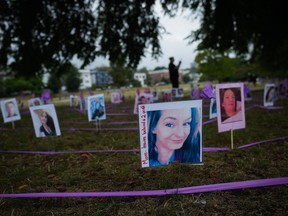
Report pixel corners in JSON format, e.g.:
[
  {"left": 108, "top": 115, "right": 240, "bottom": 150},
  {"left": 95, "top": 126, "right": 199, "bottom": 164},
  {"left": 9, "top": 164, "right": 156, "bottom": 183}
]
[{"left": 0, "top": 89, "right": 288, "bottom": 216}]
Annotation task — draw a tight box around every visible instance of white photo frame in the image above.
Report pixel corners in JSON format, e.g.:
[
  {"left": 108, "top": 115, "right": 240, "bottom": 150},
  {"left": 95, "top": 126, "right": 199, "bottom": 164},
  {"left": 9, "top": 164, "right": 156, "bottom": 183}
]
[
  {"left": 264, "top": 84, "right": 276, "bottom": 107},
  {"left": 171, "top": 88, "right": 184, "bottom": 98},
  {"left": 133, "top": 93, "right": 153, "bottom": 114},
  {"left": 87, "top": 94, "right": 106, "bottom": 121},
  {"left": 28, "top": 97, "right": 42, "bottom": 107},
  {"left": 216, "top": 83, "right": 246, "bottom": 133},
  {"left": 209, "top": 98, "right": 217, "bottom": 119},
  {"left": 1, "top": 98, "right": 21, "bottom": 123},
  {"left": 111, "top": 92, "right": 123, "bottom": 104},
  {"left": 138, "top": 100, "right": 202, "bottom": 168},
  {"left": 29, "top": 104, "right": 61, "bottom": 138}
]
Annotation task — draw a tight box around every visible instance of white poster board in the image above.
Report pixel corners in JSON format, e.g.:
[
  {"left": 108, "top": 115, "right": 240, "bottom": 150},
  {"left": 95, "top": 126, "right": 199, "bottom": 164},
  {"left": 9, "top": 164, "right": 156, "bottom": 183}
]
[{"left": 138, "top": 100, "right": 202, "bottom": 167}]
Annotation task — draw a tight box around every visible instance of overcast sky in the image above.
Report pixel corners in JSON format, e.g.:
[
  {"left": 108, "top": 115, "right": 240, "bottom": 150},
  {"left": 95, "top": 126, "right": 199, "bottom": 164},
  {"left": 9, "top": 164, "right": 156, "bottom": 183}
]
[{"left": 76, "top": 6, "right": 200, "bottom": 71}]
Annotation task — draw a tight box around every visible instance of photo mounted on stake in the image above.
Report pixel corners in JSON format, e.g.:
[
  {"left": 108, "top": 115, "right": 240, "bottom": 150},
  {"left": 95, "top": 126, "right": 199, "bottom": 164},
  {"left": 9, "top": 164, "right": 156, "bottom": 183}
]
[
  {"left": 87, "top": 94, "right": 106, "bottom": 121},
  {"left": 138, "top": 100, "right": 202, "bottom": 168},
  {"left": 171, "top": 88, "right": 184, "bottom": 98},
  {"left": 30, "top": 104, "right": 61, "bottom": 138},
  {"left": 263, "top": 84, "right": 276, "bottom": 107},
  {"left": 1, "top": 98, "right": 21, "bottom": 123},
  {"left": 209, "top": 98, "right": 217, "bottom": 119},
  {"left": 111, "top": 91, "right": 124, "bottom": 104},
  {"left": 28, "top": 97, "right": 42, "bottom": 107},
  {"left": 151, "top": 90, "right": 158, "bottom": 102},
  {"left": 133, "top": 92, "right": 153, "bottom": 114},
  {"left": 69, "top": 95, "right": 79, "bottom": 108},
  {"left": 216, "top": 83, "right": 245, "bottom": 133}
]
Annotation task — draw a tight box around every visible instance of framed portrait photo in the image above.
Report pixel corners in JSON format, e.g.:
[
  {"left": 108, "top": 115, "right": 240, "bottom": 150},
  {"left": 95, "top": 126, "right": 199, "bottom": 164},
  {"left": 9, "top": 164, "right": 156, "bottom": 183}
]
[
  {"left": 87, "top": 94, "right": 106, "bottom": 121},
  {"left": 171, "top": 88, "right": 184, "bottom": 98},
  {"left": 28, "top": 97, "right": 42, "bottom": 107},
  {"left": 264, "top": 84, "right": 276, "bottom": 107},
  {"left": 138, "top": 100, "right": 203, "bottom": 168},
  {"left": 111, "top": 91, "right": 123, "bottom": 104},
  {"left": 216, "top": 83, "right": 246, "bottom": 133},
  {"left": 151, "top": 90, "right": 158, "bottom": 102},
  {"left": 209, "top": 98, "right": 217, "bottom": 119},
  {"left": 133, "top": 92, "right": 153, "bottom": 114},
  {"left": 29, "top": 104, "right": 61, "bottom": 138},
  {"left": 1, "top": 98, "right": 21, "bottom": 123}
]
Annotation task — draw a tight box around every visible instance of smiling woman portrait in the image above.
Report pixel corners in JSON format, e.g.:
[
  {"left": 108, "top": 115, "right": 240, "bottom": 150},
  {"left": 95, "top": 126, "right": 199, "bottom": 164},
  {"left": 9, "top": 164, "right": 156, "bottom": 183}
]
[
  {"left": 147, "top": 108, "right": 201, "bottom": 167},
  {"left": 220, "top": 88, "right": 242, "bottom": 124},
  {"left": 38, "top": 110, "right": 56, "bottom": 137}
]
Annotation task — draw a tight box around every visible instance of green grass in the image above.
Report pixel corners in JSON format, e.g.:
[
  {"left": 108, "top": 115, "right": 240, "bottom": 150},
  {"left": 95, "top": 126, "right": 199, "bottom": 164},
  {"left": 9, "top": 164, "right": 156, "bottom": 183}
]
[{"left": 0, "top": 87, "right": 288, "bottom": 215}]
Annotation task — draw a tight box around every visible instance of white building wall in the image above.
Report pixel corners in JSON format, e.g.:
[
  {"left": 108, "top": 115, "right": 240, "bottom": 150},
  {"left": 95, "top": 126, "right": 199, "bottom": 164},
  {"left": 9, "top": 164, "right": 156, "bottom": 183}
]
[
  {"left": 134, "top": 72, "right": 147, "bottom": 86},
  {"left": 79, "top": 69, "right": 93, "bottom": 89}
]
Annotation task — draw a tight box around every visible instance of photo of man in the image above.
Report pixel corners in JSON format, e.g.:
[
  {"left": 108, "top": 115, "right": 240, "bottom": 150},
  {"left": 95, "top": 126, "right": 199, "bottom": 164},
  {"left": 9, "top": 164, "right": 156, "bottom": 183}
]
[{"left": 1, "top": 98, "right": 21, "bottom": 123}]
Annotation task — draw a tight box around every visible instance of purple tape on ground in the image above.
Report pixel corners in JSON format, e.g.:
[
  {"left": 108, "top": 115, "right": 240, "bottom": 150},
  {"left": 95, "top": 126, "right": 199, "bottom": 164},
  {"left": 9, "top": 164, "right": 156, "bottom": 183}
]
[
  {"left": 203, "top": 147, "right": 230, "bottom": 152},
  {"left": 64, "top": 121, "right": 137, "bottom": 125},
  {"left": 1, "top": 135, "right": 287, "bottom": 155},
  {"left": 1, "top": 177, "right": 287, "bottom": 198},
  {"left": 107, "top": 113, "right": 134, "bottom": 116},
  {"left": 203, "top": 119, "right": 217, "bottom": 125},
  {"left": 69, "top": 127, "right": 138, "bottom": 131},
  {"left": 20, "top": 110, "right": 30, "bottom": 115},
  {"left": 106, "top": 121, "right": 137, "bottom": 125},
  {"left": 0, "top": 149, "right": 140, "bottom": 155},
  {"left": 237, "top": 135, "right": 288, "bottom": 149}
]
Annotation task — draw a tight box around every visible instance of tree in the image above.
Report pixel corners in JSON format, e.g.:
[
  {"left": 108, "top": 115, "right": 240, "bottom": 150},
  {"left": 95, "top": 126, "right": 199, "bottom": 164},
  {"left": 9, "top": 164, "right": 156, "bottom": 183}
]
[
  {"left": 2, "top": 76, "right": 43, "bottom": 96},
  {"left": 182, "top": 0, "right": 288, "bottom": 75},
  {"left": 47, "top": 73, "right": 62, "bottom": 94},
  {"left": 64, "top": 65, "right": 82, "bottom": 92},
  {"left": 195, "top": 49, "right": 241, "bottom": 82},
  {"left": 2, "top": 0, "right": 287, "bottom": 80},
  {"left": 0, "top": 0, "right": 163, "bottom": 78}
]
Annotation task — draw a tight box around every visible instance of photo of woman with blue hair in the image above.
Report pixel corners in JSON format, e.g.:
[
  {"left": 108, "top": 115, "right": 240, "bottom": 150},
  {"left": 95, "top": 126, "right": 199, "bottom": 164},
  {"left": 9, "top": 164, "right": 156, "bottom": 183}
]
[{"left": 147, "top": 108, "right": 201, "bottom": 167}]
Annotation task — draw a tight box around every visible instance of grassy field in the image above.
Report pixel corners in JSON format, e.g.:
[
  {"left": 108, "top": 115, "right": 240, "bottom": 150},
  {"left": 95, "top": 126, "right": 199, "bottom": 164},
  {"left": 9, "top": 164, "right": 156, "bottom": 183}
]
[{"left": 0, "top": 85, "right": 288, "bottom": 216}]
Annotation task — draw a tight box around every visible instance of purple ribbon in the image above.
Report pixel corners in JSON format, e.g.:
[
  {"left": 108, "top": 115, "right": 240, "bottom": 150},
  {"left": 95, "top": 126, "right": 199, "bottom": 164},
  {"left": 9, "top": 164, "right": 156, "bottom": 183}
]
[
  {"left": 63, "top": 121, "right": 137, "bottom": 125},
  {"left": 200, "top": 82, "right": 214, "bottom": 99},
  {"left": 203, "top": 119, "right": 217, "bottom": 125},
  {"left": 1, "top": 135, "right": 287, "bottom": 155},
  {"left": 0, "top": 177, "right": 287, "bottom": 198},
  {"left": 192, "top": 89, "right": 199, "bottom": 99},
  {"left": 244, "top": 84, "right": 250, "bottom": 96},
  {"left": 68, "top": 127, "right": 138, "bottom": 132},
  {"left": 237, "top": 135, "right": 288, "bottom": 149}
]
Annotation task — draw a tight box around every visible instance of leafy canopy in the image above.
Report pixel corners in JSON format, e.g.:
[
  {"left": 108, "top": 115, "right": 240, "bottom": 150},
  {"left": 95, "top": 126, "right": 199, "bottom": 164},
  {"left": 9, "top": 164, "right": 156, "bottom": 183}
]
[
  {"left": 0, "top": 0, "right": 162, "bottom": 78},
  {"left": 1, "top": 0, "right": 288, "bottom": 79}
]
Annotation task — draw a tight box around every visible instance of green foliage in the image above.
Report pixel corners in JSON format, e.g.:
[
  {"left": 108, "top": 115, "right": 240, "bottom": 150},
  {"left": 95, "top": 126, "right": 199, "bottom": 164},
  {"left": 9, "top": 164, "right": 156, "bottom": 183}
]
[
  {"left": 47, "top": 74, "right": 62, "bottom": 94},
  {"left": 0, "top": 89, "right": 288, "bottom": 215},
  {"left": 2, "top": 76, "right": 43, "bottom": 96},
  {"left": 160, "top": 76, "right": 170, "bottom": 84},
  {"left": 130, "top": 79, "right": 141, "bottom": 88},
  {"left": 154, "top": 66, "right": 167, "bottom": 70},
  {"left": 2, "top": 0, "right": 288, "bottom": 80},
  {"left": 185, "top": 0, "right": 288, "bottom": 74},
  {"left": 0, "top": 0, "right": 162, "bottom": 78},
  {"left": 195, "top": 49, "right": 241, "bottom": 81},
  {"left": 109, "top": 60, "right": 134, "bottom": 88},
  {"left": 63, "top": 65, "right": 82, "bottom": 92},
  {"left": 182, "top": 73, "right": 191, "bottom": 83}
]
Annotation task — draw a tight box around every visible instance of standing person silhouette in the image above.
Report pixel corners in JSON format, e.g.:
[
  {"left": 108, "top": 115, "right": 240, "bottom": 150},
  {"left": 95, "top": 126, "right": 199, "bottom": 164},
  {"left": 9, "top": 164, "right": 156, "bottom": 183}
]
[{"left": 169, "top": 57, "right": 181, "bottom": 88}]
